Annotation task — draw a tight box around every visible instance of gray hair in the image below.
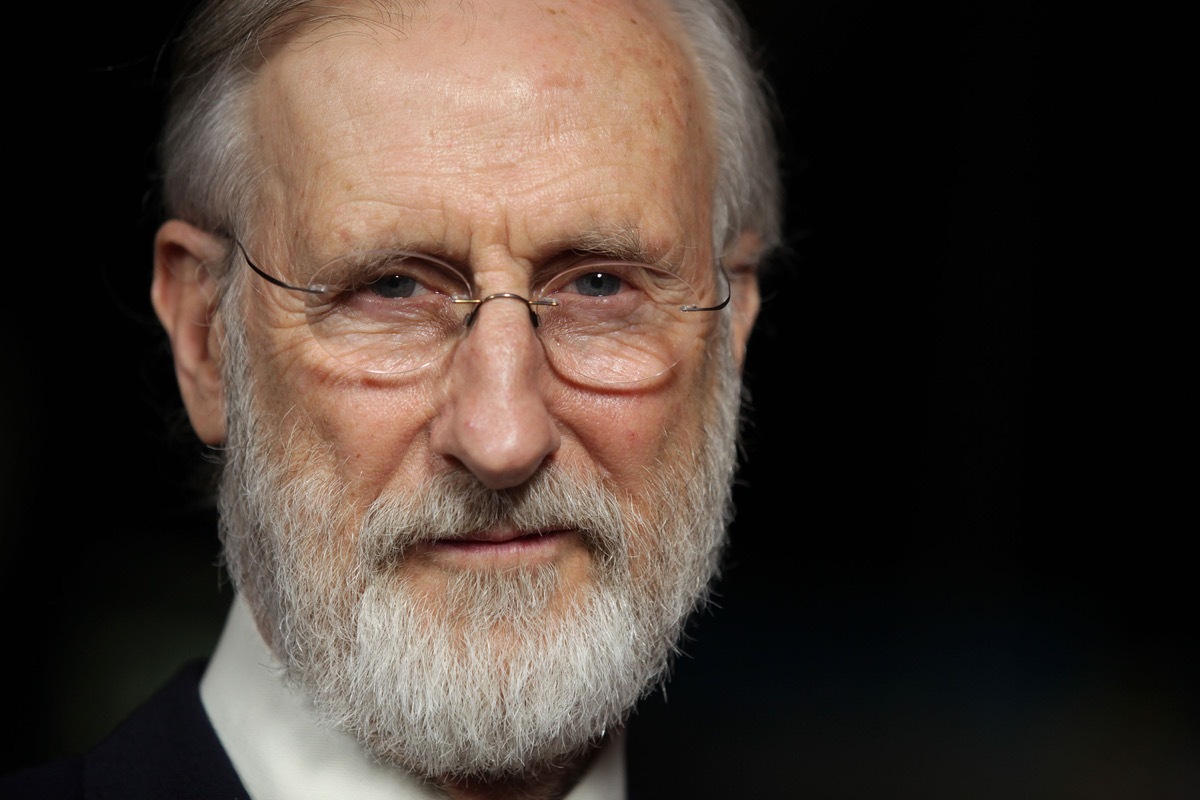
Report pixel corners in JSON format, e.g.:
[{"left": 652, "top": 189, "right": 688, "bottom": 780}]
[{"left": 158, "top": 0, "right": 782, "bottom": 275}]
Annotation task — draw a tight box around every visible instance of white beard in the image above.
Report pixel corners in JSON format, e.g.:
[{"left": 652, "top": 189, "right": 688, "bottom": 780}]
[{"left": 214, "top": 311, "right": 744, "bottom": 781}]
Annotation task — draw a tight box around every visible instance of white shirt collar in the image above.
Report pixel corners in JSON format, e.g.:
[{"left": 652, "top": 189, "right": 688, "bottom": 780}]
[{"left": 200, "top": 593, "right": 626, "bottom": 800}]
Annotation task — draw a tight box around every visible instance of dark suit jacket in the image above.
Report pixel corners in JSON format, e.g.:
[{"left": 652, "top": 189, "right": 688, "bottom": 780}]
[{"left": 0, "top": 660, "right": 248, "bottom": 799}]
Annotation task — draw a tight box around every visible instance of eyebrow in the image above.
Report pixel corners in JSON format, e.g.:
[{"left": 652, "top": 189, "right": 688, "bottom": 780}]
[
  {"left": 305, "top": 221, "right": 686, "bottom": 277},
  {"left": 546, "top": 224, "right": 680, "bottom": 269}
]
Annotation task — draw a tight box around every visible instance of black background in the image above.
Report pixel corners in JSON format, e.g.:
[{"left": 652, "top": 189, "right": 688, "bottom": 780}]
[{"left": 4, "top": 2, "right": 1194, "bottom": 797}]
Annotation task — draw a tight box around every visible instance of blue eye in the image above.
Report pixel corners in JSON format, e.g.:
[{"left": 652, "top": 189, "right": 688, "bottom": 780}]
[
  {"left": 368, "top": 274, "right": 419, "bottom": 298},
  {"left": 573, "top": 272, "right": 623, "bottom": 297}
]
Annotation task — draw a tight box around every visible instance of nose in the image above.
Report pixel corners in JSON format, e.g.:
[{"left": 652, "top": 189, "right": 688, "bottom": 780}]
[{"left": 429, "top": 294, "right": 561, "bottom": 490}]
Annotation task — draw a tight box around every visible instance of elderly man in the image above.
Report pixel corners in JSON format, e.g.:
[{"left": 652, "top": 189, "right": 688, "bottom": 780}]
[{"left": 4, "top": 0, "right": 781, "bottom": 797}]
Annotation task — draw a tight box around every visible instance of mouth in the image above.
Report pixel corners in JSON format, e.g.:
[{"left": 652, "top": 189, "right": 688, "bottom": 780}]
[{"left": 414, "top": 527, "right": 581, "bottom": 568}]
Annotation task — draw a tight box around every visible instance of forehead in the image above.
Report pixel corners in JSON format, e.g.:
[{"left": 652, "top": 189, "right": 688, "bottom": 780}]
[{"left": 247, "top": 0, "right": 713, "bottom": 264}]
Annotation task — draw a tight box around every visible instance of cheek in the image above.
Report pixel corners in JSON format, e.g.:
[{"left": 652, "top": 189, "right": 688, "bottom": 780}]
[
  {"left": 312, "top": 386, "right": 437, "bottom": 485},
  {"left": 251, "top": 340, "right": 437, "bottom": 496},
  {"left": 563, "top": 314, "right": 720, "bottom": 466},
  {"left": 568, "top": 382, "right": 705, "bottom": 480}
]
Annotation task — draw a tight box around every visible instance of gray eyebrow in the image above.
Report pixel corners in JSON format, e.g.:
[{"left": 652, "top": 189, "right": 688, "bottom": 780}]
[{"left": 546, "top": 224, "right": 671, "bottom": 267}]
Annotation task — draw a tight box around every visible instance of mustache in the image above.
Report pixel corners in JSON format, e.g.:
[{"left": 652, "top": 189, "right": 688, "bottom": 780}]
[{"left": 355, "top": 466, "right": 629, "bottom": 571}]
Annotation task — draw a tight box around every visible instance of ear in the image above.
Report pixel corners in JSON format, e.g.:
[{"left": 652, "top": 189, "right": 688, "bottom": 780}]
[
  {"left": 151, "top": 220, "right": 229, "bottom": 445},
  {"left": 724, "top": 230, "right": 763, "bottom": 370}
]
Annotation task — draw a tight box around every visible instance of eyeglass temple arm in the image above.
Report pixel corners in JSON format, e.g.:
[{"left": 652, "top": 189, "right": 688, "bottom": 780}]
[
  {"left": 233, "top": 238, "right": 327, "bottom": 295},
  {"left": 681, "top": 265, "right": 732, "bottom": 313}
]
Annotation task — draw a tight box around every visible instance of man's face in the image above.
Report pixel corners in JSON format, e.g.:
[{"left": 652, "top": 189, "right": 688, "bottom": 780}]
[{"left": 196, "top": 0, "right": 757, "bottom": 781}]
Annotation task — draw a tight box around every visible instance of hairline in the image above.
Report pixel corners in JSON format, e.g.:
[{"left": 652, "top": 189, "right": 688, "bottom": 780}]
[{"left": 159, "top": 0, "right": 780, "bottom": 279}]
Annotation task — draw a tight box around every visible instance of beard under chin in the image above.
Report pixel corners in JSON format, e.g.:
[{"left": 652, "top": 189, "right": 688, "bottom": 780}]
[{"left": 215, "top": 315, "right": 742, "bottom": 782}]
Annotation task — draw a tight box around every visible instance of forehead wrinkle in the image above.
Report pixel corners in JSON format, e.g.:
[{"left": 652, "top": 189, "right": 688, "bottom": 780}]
[{"left": 250, "top": 0, "right": 712, "bottom": 264}]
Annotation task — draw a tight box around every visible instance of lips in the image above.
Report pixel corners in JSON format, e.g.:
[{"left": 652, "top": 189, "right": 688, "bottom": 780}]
[
  {"left": 419, "top": 528, "right": 577, "bottom": 564},
  {"left": 444, "top": 527, "right": 567, "bottom": 545}
]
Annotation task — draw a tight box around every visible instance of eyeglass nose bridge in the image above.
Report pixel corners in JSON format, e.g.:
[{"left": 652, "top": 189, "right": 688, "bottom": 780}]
[{"left": 454, "top": 292, "right": 559, "bottom": 329}]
